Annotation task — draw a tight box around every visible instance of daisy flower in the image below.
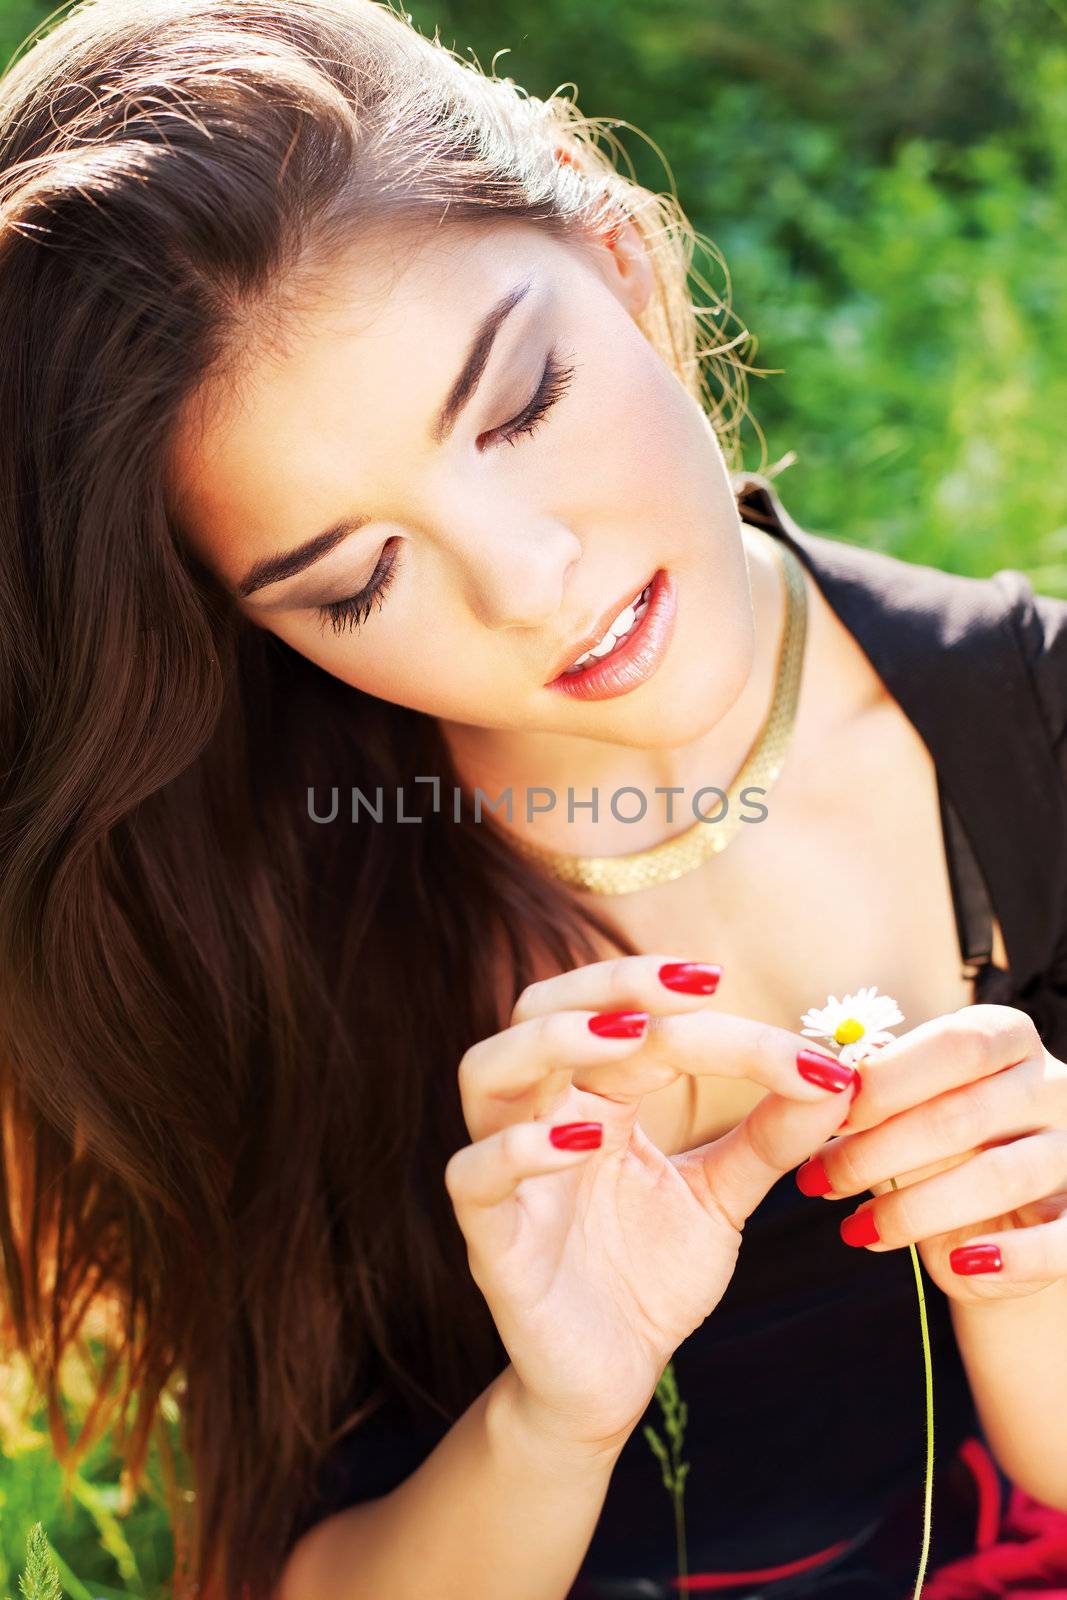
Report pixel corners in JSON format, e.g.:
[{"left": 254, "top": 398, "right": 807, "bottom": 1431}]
[
  {"left": 799, "top": 985, "right": 904, "bottom": 1067},
  {"left": 797, "top": 983, "right": 935, "bottom": 1600}
]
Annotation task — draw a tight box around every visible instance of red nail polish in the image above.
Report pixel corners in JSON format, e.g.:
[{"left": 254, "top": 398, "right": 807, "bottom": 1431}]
[
  {"left": 796, "top": 1048, "right": 858, "bottom": 1093},
  {"left": 588, "top": 1010, "right": 649, "bottom": 1038},
  {"left": 840, "top": 1209, "right": 880, "bottom": 1248},
  {"left": 549, "top": 1121, "right": 603, "bottom": 1150},
  {"left": 950, "top": 1244, "right": 1003, "bottom": 1275},
  {"left": 658, "top": 962, "right": 722, "bottom": 994},
  {"left": 796, "top": 1157, "right": 833, "bottom": 1197}
]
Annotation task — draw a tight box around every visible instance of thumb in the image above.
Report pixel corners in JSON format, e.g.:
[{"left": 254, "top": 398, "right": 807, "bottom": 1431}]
[{"left": 680, "top": 1078, "right": 858, "bottom": 1229}]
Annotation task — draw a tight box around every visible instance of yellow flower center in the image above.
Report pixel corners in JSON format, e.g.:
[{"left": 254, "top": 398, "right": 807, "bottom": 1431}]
[{"left": 834, "top": 1017, "right": 865, "bottom": 1045}]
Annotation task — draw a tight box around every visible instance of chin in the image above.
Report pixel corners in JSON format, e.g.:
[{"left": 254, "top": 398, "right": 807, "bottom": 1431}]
[
  {"left": 596, "top": 671, "right": 743, "bottom": 750},
  {"left": 618, "top": 618, "right": 755, "bottom": 744}
]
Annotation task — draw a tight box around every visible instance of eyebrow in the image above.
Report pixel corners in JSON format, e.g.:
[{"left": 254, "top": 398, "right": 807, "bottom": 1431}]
[{"left": 236, "top": 274, "right": 537, "bottom": 600}]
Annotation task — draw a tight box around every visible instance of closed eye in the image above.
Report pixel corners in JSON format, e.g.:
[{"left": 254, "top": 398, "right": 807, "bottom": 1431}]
[
  {"left": 481, "top": 344, "right": 577, "bottom": 449},
  {"left": 317, "top": 345, "right": 578, "bottom": 635}
]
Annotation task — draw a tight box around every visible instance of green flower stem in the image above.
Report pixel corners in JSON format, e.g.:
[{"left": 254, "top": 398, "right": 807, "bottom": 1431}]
[
  {"left": 640, "top": 1050, "right": 933, "bottom": 1600},
  {"left": 643, "top": 1361, "right": 691, "bottom": 1593},
  {"left": 890, "top": 1175, "right": 934, "bottom": 1600},
  {"left": 673, "top": 1487, "right": 688, "bottom": 1595}
]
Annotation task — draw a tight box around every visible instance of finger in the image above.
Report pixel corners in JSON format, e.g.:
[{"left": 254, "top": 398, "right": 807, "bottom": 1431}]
[
  {"left": 464, "top": 1000, "right": 858, "bottom": 1144},
  {"left": 834, "top": 1131, "right": 1067, "bottom": 1252},
  {"left": 444, "top": 1116, "right": 614, "bottom": 1265},
  {"left": 844, "top": 1005, "right": 1044, "bottom": 1131},
  {"left": 460, "top": 1007, "right": 669, "bottom": 1140},
  {"left": 677, "top": 1080, "right": 859, "bottom": 1229},
  {"left": 799, "top": 1054, "right": 1051, "bottom": 1200},
  {"left": 946, "top": 1209, "right": 1067, "bottom": 1284},
  {"left": 509, "top": 953, "right": 724, "bottom": 1026},
  {"left": 809, "top": 1149, "right": 973, "bottom": 1202},
  {"left": 637, "top": 1006, "right": 859, "bottom": 1104}
]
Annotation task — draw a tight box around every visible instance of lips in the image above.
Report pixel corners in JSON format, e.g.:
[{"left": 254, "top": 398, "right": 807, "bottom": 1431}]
[
  {"left": 561, "top": 581, "right": 654, "bottom": 673},
  {"left": 545, "top": 567, "right": 677, "bottom": 701},
  {"left": 546, "top": 574, "right": 656, "bottom": 685}
]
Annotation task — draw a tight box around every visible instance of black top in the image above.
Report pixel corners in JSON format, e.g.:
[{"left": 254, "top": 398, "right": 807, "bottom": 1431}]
[{"left": 286, "top": 475, "right": 1067, "bottom": 1592}]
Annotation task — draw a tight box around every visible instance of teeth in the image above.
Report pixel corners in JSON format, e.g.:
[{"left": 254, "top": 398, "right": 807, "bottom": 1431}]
[
  {"left": 563, "top": 581, "right": 653, "bottom": 673},
  {"left": 587, "top": 622, "right": 625, "bottom": 659},
  {"left": 608, "top": 604, "right": 636, "bottom": 638}
]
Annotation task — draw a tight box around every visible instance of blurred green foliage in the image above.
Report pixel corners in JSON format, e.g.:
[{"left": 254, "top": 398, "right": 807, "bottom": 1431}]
[
  {"left": 3, "top": 0, "right": 1066, "bottom": 584},
  {"left": 0, "top": 1353, "right": 176, "bottom": 1598},
  {"left": 405, "top": 0, "right": 1067, "bottom": 582},
  {"left": 0, "top": 0, "right": 1065, "bottom": 1589}
]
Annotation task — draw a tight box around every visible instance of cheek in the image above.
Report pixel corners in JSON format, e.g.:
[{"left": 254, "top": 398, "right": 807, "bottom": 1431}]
[
  {"left": 270, "top": 612, "right": 494, "bottom": 721},
  {"left": 602, "top": 336, "right": 726, "bottom": 512},
  {"left": 601, "top": 342, "right": 679, "bottom": 459}
]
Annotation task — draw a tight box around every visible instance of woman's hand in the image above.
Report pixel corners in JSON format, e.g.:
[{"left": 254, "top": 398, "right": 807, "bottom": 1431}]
[
  {"left": 795, "top": 1004, "right": 1067, "bottom": 1304},
  {"left": 445, "top": 954, "right": 859, "bottom": 1454}
]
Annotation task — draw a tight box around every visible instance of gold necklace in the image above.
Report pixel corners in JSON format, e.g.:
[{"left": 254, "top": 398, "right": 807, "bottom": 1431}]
[{"left": 510, "top": 529, "right": 809, "bottom": 894}]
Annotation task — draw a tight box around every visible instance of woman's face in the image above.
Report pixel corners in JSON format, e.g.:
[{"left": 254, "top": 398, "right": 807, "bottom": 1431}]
[{"left": 171, "top": 215, "right": 755, "bottom": 751}]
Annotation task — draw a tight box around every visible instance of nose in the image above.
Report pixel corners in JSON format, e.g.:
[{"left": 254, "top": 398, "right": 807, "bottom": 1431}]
[{"left": 461, "top": 520, "right": 584, "bottom": 631}]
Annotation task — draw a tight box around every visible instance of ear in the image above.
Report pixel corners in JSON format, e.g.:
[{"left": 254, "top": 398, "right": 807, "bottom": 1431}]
[
  {"left": 583, "top": 215, "right": 655, "bottom": 321},
  {"left": 572, "top": 212, "right": 655, "bottom": 324},
  {"left": 552, "top": 145, "right": 654, "bottom": 319}
]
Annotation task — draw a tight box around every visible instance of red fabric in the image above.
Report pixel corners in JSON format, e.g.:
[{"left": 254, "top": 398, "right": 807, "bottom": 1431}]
[
  {"left": 668, "top": 1535, "right": 855, "bottom": 1588},
  {"left": 668, "top": 1439, "right": 1067, "bottom": 1600},
  {"left": 562, "top": 1436, "right": 1067, "bottom": 1600},
  {"left": 958, "top": 1437, "right": 1004, "bottom": 1551},
  {"left": 913, "top": 1484, "right": 1067, "bottom": 1600}
]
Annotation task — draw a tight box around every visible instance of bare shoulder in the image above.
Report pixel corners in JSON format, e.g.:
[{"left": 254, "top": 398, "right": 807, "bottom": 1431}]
[{"left": 274, "top": 1497, "right": 392, "bottom": 1600}]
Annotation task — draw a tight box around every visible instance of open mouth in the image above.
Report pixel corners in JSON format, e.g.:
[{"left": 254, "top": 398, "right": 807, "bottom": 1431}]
[
  {"left": 560, "top": 579, "right": 654, "bottom": 673},
  {"left": 546, "top": 568, "right": 676, "bottom": 701}
]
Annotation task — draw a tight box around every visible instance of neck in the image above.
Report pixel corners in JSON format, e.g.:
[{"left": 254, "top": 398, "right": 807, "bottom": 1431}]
[{"left": 438, "top": 525, "right": 789, "bottom": 858}]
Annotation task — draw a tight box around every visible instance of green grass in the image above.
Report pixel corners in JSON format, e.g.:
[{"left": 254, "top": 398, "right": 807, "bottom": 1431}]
[{"left": 0, "top": 1356, "right": 177, "bottom": 1599}]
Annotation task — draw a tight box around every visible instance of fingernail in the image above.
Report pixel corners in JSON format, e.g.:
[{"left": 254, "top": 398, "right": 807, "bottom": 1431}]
[
  {"left": 950, "top": 1244, "right": 1003, "bottom": 1276},
  {"left": 658, "top": 961, "right": 722, "bottom": 994},
  {"left": 549, "top": 1121, "right": 603, "bottom": 1150},
  {"left": 588, "top": 1010, "right": 649, "bottom": 1038},
  {"left": 796, "top": 1048, "right": 858, "bottom": 1093},
  {"left": 796, "top": 1157, "right": 833, "bottom": 1197},
  {"left": 840, "top": 1209, "right": 880, "bottom": 1248}
]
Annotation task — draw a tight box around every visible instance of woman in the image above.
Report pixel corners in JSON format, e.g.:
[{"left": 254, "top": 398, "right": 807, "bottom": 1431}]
[{"left": 0, "top": 2, "right": 1065, "bottom": 1598}]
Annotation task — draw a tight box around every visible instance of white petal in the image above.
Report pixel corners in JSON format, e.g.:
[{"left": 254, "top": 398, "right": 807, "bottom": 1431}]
[
  {"left": 799, "top": 987, "right": 904, "bottom": 1057},
  {"left": 874, "top": 1001, "right": 905, "bottom": 1027}
]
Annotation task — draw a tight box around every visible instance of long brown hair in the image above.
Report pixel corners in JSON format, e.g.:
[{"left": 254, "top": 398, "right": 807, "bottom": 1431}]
[{"left": 0, "top": 2, "right": 757, "bottom": 1593}]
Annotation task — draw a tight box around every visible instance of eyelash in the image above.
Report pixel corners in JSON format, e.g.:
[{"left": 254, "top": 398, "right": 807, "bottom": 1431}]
[
  {"left": 317, "top": 545, "right": 401, "bottom": 637},
  {"left": 317, "top": 347, "right": 577, "bottom": 637},
  {"left": 486, "top": 346, "right": 577, "bottom": 450}
]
